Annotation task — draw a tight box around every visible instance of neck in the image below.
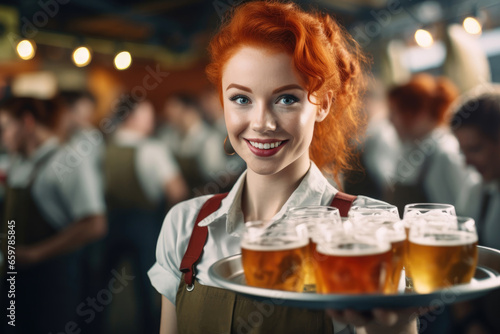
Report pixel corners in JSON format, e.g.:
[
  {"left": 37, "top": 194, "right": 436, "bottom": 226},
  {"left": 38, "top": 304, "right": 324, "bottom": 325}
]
[{"left": 242, "top": 156, "right": 311, "bottom": 221}]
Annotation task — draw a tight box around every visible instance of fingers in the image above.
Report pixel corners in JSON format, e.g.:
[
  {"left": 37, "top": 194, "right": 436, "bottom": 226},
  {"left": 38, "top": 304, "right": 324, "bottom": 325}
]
[
  {"left": 372, "top": 308, "right": 398, "bottom": 326},
  {"left": 326, "top": 309, "right": 373, "bottom": 327}
]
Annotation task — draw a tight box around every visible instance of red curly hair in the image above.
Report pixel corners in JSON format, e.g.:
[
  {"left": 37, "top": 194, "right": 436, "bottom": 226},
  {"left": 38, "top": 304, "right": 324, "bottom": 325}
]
[
  {"left": 388, "top": 73, "right": 459, "bottom": 127},
  {"left": 206, "top": 1, "right": 367, "bottom": 185}
]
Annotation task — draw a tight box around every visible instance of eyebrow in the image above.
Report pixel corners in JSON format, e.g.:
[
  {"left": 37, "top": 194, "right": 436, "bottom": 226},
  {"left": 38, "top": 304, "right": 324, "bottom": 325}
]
[
  {"left": 272, "top": 84, "right": 304, "bottom": 94},
  {"left": 225, "top": 83, "right": 304, "bottom": 94},
  {"left": 226, "top": 83, "right": 252, "bottom": 92}
]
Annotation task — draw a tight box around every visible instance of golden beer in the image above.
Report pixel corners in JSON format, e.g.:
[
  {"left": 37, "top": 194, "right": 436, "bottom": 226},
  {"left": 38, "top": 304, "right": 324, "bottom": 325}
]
[
  {"left": 384, "top": 238, "right": 405, "bottom": 293},
  {"left": 302, "top": 239, "right": 317, "bottom": 292},
  {"left": 407, "top": 231, "right": 478, "bottom": 293},
  {"left": 241, "top": 239, "right": 308, "bottom": 292},
  {"left": 314, "top": 241, "right": 392, "bottom": 294}
]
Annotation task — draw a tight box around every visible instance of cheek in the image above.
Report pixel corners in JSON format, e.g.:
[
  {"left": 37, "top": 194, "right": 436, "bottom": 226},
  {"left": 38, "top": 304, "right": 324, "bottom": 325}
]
[
  {"left": 224, "top": 109, "right": 245, "bottom": 136},
  {"left": 297, "top": 106, "right": 319, "bottom": 140}
]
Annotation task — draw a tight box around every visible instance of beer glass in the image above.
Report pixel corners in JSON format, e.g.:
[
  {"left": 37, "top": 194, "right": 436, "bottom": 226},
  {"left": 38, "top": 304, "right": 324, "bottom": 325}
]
[
  {"left": 314, "top": 232, "right": 392, "bottom": 294},
  {"left": 348, "top": 205, "right": 403, "bottom": 294},
  {"left": 406, "top": 216, "right": 478, "bottom": 293},
  {"left": 241, "top": 220, "right": 309, "bottom": 292},
  {"left": 286, "top": 206, "right": 342, "bottom": 292},
  {"left": 376, "top": 222, "right": 406, "bottom": 293},
  {"left": 403, "top": 203, "right": 457, "bottom": 290},
  {"left": 348, "top": 204, "right": 400, "bottom": 236}
]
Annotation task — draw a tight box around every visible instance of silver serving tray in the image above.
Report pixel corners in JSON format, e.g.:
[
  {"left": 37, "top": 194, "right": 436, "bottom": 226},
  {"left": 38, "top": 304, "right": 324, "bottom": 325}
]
[{"left": 208, "top": 246, "right": 500, "bottom": 310}]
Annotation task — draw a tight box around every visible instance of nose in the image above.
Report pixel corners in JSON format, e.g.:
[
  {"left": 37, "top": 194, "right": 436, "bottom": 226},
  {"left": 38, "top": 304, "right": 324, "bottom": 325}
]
[{"left": 251, "top": 103, "right": 276, "bottom": 133}]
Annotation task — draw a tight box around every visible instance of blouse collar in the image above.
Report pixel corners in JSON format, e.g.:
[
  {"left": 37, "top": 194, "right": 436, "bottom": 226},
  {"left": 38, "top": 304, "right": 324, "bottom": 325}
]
[{"left": 198, "top": 162, "right": 337, "bottom": 235}]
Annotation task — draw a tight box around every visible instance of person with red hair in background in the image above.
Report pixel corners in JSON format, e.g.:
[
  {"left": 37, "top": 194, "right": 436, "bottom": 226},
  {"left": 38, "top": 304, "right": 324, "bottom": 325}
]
[
  {"left": 385, "top": 74, "right": 473, "bottom": 213},
  {"left": 149, "top": 2, "right": 419, "bottom": 333}
]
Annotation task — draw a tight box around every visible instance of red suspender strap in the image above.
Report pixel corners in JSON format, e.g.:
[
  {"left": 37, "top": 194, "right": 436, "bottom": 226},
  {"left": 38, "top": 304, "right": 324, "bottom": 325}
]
[
  {"left": 330, "top": 191, "right": 357, "bottom": 217},
  {"left": 180, "top": 193, "right": 228, "bottom": 286}
]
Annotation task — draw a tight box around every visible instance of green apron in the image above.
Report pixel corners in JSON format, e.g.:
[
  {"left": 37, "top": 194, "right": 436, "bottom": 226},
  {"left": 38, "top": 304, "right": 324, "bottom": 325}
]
[
  {"left": 175, "top": 192, "right": 357, "bottom": 334},
  {"left": 104, "top": 144, "right": 155, "bottom": 211},
  {"left": 102, "top": 143, "right": 164, "bottom": 333}
]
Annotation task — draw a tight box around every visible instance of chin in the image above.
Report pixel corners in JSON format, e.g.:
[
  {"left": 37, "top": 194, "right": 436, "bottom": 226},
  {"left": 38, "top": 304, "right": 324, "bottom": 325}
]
[{"left": 246, "top": 161, "right": 285, "bottom": 176}]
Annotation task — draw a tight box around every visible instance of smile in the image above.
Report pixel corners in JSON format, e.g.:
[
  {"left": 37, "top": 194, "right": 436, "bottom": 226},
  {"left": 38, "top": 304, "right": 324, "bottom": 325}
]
[
  {"left": 245, "top": 139, "right": 288, "bottom": 157},
  {"left": 248, "top": 140, "right": 283, "bottom": 150}
]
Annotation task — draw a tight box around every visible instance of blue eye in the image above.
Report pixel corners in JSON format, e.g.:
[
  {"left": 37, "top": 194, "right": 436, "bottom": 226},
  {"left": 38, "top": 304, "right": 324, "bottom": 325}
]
[
  {"left": 277, "top": 95, "right": 299, "bottom": 105},
  {"left": 229, "top": 95, "right": 250, "bottom": 105}
]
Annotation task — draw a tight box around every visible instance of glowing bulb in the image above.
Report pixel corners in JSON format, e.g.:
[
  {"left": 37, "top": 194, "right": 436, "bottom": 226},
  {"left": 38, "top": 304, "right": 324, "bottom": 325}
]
[
  {"left": 72, "top": 46, "right": 91, "bottom": 67},
  {"left": 114, "top": 51, "right": 132, "bottom": 70},
  {"left": 415, "top": 29, "right": 434, "bottom": 48},
  {"left": 16, "top": 40, "right": 35, "bottom": 60},
  {"left": 463, "top": 17, "right": 482, "bottom": 35}
]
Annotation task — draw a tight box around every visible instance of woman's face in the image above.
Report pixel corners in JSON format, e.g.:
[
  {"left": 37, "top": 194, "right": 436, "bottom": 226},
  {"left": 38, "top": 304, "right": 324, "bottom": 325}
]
[
  {"left": 389, "top": 101, "right": 435, "bottom": 142},
  {"left": 454, "top": 126, "right": 500, "bottom": 182},
  {"left": 222, "top": 46, "right": 328, "bottom": 176}
]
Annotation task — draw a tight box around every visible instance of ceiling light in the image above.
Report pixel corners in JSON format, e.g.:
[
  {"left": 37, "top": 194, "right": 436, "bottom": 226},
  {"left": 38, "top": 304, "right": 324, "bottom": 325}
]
[
  {"left": 114, "top": 51, "right": 132, "bottom": 70},
  {"left": 463, "top": 17, "right": 482, "bottom": 35},
  {"left": 415, "top": 29, "right": 434, "bottom": 48},
  {"left": 16, "top": 39, "right": 36, "bottom": 60},
  {"left": 72, "top": 46, "right": 91, "bottom": 67}
]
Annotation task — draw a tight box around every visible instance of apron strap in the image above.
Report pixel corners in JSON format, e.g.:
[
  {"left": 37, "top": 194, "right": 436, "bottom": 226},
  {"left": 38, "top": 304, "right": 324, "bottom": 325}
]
[
  {"left": 180, "top": 193, "right": 228, "bottom": 287},
  {"left": 330, "top": 191, "right": 357, "bottom": 217},
  {"left": 179, "top": 190, "right": 356, "bottom": 288}
]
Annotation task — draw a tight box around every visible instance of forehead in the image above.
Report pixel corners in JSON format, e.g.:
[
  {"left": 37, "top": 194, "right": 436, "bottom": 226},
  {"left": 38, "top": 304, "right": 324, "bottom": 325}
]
[
  {"left": 454, "top": 126, "right": 488, "bottom": 145},
  {"left": 222, "top": 46, "right": 303, "bottom": 89}
]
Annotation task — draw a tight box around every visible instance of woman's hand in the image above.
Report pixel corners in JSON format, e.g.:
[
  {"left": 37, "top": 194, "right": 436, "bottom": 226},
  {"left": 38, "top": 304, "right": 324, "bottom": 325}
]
[{"left": 326, "top": 307, "right": 427, "bottom": 334}]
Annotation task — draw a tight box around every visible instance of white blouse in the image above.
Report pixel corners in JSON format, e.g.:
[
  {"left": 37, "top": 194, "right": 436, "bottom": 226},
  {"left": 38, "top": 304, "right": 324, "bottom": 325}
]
[{"left": 148, "top": 162, "right": 385, "bottom": 304}]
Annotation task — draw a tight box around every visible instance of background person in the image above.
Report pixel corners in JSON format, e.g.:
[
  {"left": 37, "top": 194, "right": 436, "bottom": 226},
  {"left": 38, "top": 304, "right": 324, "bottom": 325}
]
[
  {"left": 385, "top": 74, "right": 472, "bottom": 214},
  {"left": 0, "top": 97, "right": 107, "bottom": 334},
  {"left": 451, "top": 88, "right": 500, "bottom": 334},
  {"left": 102, "top": 95, "right": 188, "bottom": 334},
  {"left": 158, "top": 93, "right": 227, "bottom": 195}
]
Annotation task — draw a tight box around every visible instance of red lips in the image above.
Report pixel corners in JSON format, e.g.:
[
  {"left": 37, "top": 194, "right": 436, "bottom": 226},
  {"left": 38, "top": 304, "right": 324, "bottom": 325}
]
[{"left": 245, "top": 139, "right": 288, "bottom": 157}]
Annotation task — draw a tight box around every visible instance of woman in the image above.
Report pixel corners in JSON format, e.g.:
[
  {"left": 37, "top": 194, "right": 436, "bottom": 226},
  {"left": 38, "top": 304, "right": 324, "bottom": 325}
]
[
  {"left": 385, "top": 74, "right": 472, "bottom": 213},
  {"left": 149, "top": 2, "right": 417, "bottom": 333}
]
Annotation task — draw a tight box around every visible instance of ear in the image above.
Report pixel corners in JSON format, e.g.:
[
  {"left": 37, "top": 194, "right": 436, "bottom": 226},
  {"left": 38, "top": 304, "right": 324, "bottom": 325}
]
[{"left": 316, "top": 90, "right": 333, "bottom": 122}]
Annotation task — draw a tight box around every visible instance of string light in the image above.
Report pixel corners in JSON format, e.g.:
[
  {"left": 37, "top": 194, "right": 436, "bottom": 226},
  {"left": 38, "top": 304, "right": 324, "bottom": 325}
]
[
  {"left": 415, "top": 29, "right": 434, "bottom": 48},
  {"left": 16, "top": 39, "right": 36, "bottom": 60},
  {"left": 72, "top": 46, "right": 91, "bottom": 67},
  {"left": 463, "top": 17, "right": 482, "bottom": 35},
  {"left": 114, "top": 51, "right": 132, "bottom": 70}
]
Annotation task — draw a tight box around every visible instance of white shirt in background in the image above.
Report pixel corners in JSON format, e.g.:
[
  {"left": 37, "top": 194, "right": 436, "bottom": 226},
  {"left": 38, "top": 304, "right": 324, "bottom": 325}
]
[
  {"left": 8, "top": 137, "right": 105, "bottom": 230},
  {"left": 457, "top": 179, "right": 500, "bottom": 250},
  {"left": 390, "top": 128, "right": 475, "bottom": 206},
  {"left": 112, "top": 129, "right": 181, "bottom": 204},
  {"left": 158, "top": 121, "right": 227, "bottom": 182}
]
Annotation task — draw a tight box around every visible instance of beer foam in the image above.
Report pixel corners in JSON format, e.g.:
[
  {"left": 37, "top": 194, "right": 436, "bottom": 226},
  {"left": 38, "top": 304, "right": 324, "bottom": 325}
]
[
  {"left": 409, "top": 231, "right": 478, "bottom": 246},
  {"left": 316, "top": 242, "right": 390, "bottom": 256},
  {"left": 241, "top": 238, "right": 309, "bottom": 251}
]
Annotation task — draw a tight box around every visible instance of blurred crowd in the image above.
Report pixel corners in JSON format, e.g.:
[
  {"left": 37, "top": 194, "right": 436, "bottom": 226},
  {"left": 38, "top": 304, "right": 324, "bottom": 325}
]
[
  {"left": 0, "top": 89, "right": 245, "bottom": 334},
  {"left": 0, "top": 73, "right": 499, "bottom": 334}
]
